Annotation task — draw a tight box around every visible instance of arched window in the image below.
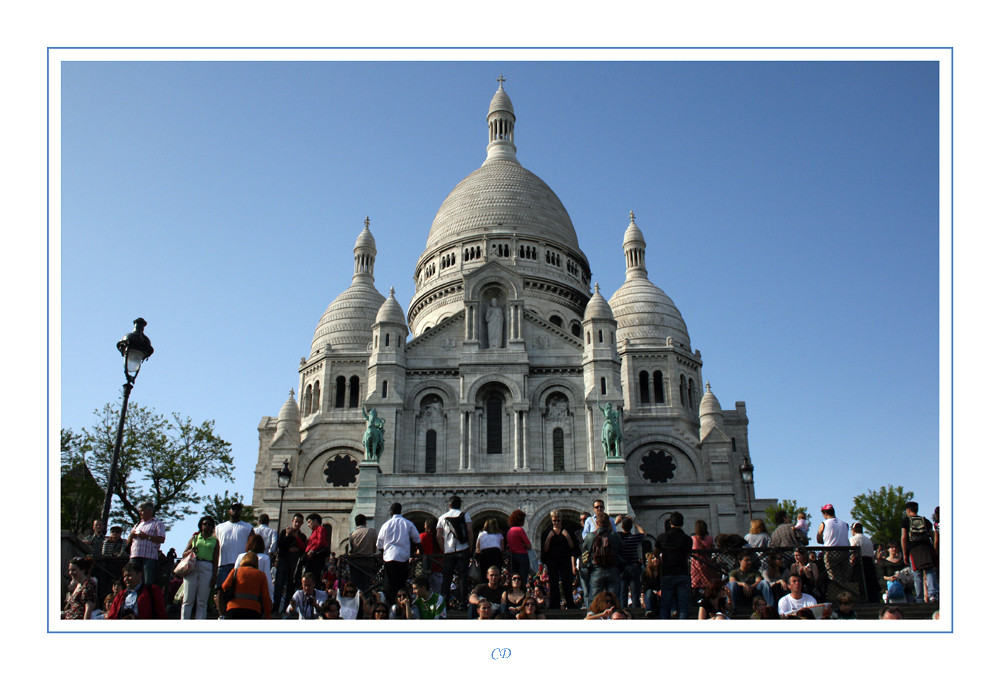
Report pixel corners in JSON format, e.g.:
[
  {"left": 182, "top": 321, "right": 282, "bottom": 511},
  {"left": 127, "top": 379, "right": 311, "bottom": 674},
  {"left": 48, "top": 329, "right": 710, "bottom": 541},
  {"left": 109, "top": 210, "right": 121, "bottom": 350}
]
[
  {"left": 335, "top": 376, "right": 346, "bottom": 408},
  {"left": 639, "top": 370, "right": 650, "bottom": 404},
  {"left": 679, "top": 373, "right": 686, "bottom": 406},
  {"left": 381, "top": 380, "right": 388, "bottom": 398},
  {"left": 349, "top": 376, "right": 360, "bottom": 408},
  {"left": 553, "top": 428, "right": 565, "bottom": 471},
  {"left": 586, "top": 331, "right": 591, "bottom": 345},
  {"left": 303, "top": 384, "right": 313, "bottom": 414},
  {"left": 653, "top": 371, "right": 664, "bottom": 403},
  {"left": 313, "top": 381, "right": 321, "bottom": 414},
  {"left": 688, "top": 378, "right": 695, "bottom": 409},
  {"left": 425, "top": 430, "right": 437, "bottom": 473},
  {"left": 549, "top": 315, "right": 563, "bottom": 328},
  {"left": 486, "top": 393, "right": 503, "bottom": 454},
  {"left": 598, "top": 329, "right": 604, "bottom": 343},
  {"left": 601, "top": 377, "right": 607, "bottom": 395},
  {"left": 570, "top": 321, "right": 582, "bottom": 338}
]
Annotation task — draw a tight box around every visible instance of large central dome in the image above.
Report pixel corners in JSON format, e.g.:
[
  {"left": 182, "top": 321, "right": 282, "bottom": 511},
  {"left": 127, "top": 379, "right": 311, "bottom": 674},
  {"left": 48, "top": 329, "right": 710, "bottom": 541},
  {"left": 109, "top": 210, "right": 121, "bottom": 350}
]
[
  {"left": 408, "top": 78, "right": 591, "bottom": 334},
  {"left": 424, "top": 159, "right": 580, "bottom": 253}
]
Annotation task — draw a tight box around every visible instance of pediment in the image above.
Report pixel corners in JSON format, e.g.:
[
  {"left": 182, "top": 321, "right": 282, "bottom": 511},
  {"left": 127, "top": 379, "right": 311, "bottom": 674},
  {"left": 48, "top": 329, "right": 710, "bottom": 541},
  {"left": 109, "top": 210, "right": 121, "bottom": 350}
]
[
  {"left": 406, "top": 310, "right": 466, "bottom": 355},
  {"left": 522, "top": 310, "right": 584, "bottom": 352},
  {"left": 700, "top": 423, "right": 731, "bottom": 445}
]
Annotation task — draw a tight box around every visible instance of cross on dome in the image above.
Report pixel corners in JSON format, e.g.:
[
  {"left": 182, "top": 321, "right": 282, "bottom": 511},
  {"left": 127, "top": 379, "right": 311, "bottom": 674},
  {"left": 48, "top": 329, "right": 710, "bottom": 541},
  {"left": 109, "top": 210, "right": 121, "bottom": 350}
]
[
  {"left": 497, "top": 74, "right": 506, "bottom": 88},
  {"left": 364, "top": 216, "right": 370, "bottom": 229},
  {"left": 629, "top": 209, "right": 636, "bottom": 222}
]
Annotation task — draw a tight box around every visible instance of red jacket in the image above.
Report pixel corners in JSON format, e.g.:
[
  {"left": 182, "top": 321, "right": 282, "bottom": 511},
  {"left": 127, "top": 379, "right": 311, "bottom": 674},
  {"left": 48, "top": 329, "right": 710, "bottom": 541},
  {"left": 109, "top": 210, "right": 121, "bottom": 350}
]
[
  {"left": 305, "top": 524, "right": 331, "bottom": 554},
  {"left": 107, "top": 584, "right": 166, "bottom": 619}
]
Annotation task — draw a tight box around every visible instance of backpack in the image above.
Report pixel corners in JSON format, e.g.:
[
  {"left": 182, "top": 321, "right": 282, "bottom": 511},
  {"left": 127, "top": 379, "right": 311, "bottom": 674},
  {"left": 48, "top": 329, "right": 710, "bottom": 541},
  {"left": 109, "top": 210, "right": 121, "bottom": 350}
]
[
  {"left": 907, "top": 515, "right": 930, "bottom": 545},
  {"left": 591, "top": 531, "right": 615, "bottom": 567},
  {"left": 445, "top": 514, "right": 468, "bottom": 544}
]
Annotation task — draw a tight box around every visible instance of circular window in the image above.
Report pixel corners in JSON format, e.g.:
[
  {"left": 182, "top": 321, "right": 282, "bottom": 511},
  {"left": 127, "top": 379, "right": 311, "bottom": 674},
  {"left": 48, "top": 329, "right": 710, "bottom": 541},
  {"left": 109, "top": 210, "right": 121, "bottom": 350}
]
[
  {"left": 639, "top": 450, "right": 676, "bottom": 483},
  {"left": 324, "top": 454, "right": 359, "bottom": 487}
]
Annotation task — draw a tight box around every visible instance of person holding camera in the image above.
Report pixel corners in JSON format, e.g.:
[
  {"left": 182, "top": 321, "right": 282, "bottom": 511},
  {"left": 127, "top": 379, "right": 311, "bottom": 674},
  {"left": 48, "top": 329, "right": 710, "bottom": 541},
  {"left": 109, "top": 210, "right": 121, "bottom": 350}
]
[{"left": 286, "top": 572, "right": 328, "bottom": 619}]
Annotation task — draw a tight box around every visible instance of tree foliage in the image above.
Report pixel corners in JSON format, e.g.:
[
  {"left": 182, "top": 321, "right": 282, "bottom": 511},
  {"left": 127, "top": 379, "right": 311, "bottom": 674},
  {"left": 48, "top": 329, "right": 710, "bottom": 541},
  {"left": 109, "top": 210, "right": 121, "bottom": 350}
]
[
  {"left": 851, "top": 485, "right": 914, "bottom": 546},
  {"left": 70, "top": 400, "right": 234, "bottom": 530},
  {"left": 202, "top": 491, "right": 256, "bottom": 524},
  {"left": 764, "top": 499, "right": 810, "bottom": 533},
  {"left": 61, "top": 428, "right": 104, "bottom": 534}
]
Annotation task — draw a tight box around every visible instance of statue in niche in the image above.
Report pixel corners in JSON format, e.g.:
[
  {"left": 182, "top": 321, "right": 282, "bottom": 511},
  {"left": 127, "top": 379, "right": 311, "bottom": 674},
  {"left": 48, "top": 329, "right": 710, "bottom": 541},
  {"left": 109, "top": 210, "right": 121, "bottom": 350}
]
[
  {"left": 598, "top": 402, "right": 623, "bottom": 458},
  {"left": 485, "top": 297, "right": 504, "bottom": 348},
  {"left": 361, "top": 404, "right": 385, "bottom": 461},
  {"left": 422, "top": 400, "right": 443, "bottom": 421}
]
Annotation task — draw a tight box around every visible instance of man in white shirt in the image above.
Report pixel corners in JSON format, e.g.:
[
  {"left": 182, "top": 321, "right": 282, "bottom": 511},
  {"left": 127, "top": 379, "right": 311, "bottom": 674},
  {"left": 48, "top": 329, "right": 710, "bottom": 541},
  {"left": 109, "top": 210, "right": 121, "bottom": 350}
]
[
  {"left": 816, "top": 503, "right": 850, "bottom": 586},
  {"left": 214, "top": 501, "right": 252, "bottom": 617},
  {"left": 377, "top": 502, "right": 420, "bottom": 603},
  {"left": 254, "top": 513, "right": 278, "bottom": 566},
  {"left": 850, "top": 522, "right": 880, "bottom": 603},
  {"left": 436, "top": 495, "right": 473, "bottom": 608},
  {"left": 778, "top": 573, "right": 822, "bottom": 618}
]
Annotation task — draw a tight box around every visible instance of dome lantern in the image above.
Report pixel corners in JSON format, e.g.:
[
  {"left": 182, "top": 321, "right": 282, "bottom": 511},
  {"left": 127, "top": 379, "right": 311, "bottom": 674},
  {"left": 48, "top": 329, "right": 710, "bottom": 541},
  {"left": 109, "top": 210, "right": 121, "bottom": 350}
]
[{"left": 485, "top": 75, "right": 517, "bottom": 163}]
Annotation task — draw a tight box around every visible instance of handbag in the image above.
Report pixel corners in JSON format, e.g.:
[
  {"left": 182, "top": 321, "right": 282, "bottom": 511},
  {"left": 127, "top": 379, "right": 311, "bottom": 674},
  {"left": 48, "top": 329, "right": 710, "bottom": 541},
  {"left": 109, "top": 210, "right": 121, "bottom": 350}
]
[
  {"left": 527, "top": 549, "right": 539, "bottom": 574},
  {"left": 173, "top": 549, "right": 197, "bottom": 578}
]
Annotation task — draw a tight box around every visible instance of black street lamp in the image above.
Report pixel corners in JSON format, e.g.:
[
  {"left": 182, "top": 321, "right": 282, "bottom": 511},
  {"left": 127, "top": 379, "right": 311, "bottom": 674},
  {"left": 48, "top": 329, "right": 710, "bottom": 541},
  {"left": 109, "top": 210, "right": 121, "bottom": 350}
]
[
  {"left": 740, "top": 455, "right": 755, "bottom": 522},
  {"left": 275, "top": 460, "right": 292, "bottom": 533},
  {"left": 100, "top": 318, "right": 154, "bottom": 534}
]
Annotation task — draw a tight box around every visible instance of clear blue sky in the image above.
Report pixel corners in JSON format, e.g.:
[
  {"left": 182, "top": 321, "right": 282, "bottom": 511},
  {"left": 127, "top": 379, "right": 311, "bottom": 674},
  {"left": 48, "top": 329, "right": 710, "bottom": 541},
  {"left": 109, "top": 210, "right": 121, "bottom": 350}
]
[{"left": 58, "top": 59, "right": 941, "bottom": 549}]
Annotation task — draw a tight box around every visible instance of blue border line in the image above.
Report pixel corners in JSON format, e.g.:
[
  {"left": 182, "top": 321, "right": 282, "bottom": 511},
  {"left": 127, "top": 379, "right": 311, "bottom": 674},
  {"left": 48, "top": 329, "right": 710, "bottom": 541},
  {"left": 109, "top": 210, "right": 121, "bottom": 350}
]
[{"left": 49, "top": 45, "right": 954, "bottom": 635}]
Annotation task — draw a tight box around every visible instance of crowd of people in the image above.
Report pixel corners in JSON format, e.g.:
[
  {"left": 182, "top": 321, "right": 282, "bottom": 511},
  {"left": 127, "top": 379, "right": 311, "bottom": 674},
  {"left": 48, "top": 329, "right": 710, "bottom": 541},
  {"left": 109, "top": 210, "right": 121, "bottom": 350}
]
[{"left": 62, "top": 496, "right": 941, "bottom": 622}]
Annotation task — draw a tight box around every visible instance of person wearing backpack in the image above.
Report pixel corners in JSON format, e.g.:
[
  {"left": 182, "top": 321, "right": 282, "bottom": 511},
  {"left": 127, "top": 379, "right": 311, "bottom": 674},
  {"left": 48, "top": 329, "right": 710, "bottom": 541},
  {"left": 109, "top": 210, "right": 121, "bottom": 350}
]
[
  {"left": 901, "top": 501, "right": 938, "bottom": 603},
  {"left": 581, "top": 512, "right": 624, "bottom": 607},
  {"left": 437, "top": 495, "right": 474, "bottom": 608}
]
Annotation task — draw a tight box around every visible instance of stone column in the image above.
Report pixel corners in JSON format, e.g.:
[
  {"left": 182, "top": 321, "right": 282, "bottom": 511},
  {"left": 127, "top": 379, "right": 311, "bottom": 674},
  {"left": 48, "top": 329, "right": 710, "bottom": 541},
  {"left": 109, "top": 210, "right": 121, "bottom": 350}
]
[
  {"left": 586, "top": 406, "right": 595, "bottom": 471},
  {"left": 459, "top": 410, "right": 467, "bottom": 470},
  {"left": 350, "top": 460, "right": 380, "bottom": 526}
]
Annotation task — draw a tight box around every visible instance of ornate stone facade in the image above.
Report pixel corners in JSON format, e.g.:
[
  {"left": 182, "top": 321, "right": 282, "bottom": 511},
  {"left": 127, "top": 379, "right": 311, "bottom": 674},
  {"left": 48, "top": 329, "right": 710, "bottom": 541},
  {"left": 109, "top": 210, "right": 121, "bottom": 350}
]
[{"left": 252, "top": 80, "right": 773, "bottom": 548}]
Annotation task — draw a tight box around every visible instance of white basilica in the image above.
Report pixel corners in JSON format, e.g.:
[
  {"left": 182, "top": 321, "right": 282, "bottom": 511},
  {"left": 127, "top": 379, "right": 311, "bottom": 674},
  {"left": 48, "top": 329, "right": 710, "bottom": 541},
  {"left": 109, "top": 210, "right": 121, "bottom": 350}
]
[{"left": 252, "top": 79, "right": 773, "bottom": 548}]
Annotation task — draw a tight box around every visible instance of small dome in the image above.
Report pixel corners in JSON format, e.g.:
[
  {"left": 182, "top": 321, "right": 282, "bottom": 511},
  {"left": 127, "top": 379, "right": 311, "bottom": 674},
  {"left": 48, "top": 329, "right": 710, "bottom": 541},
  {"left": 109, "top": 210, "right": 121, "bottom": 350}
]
[
  {"left": 623, "top": 211, "right": 646, "bottom": 248},
  {"left": 311, "top": 281, "right": 385, "bottom": 354},
  {"left": 354, "top": 221, "right": 376, "bottom": 251},
  {"left": 278, "top": 389, "right": 300, "bottom": 423},
  {"left": 699, "top": 382, "right": 723, "bottom": 419},
  {"left": 584, "top": 283, "right": 614, "bottom": 322},
  {"left": 489, "top": 84, "right": 515, "bottom": 117},
  {"left": 375, "top": 287, "right": 407, "bottom": 327},
  {"left": 609, "top": 277, "right": 690, "bottom": 349}
]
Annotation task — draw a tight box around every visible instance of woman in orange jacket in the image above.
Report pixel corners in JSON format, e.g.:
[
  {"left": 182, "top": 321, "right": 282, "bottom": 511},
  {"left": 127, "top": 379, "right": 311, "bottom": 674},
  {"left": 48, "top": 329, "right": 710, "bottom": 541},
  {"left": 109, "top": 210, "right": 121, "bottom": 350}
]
[{"left": 219, "top": 552, "right": 272, "bottom": 619}]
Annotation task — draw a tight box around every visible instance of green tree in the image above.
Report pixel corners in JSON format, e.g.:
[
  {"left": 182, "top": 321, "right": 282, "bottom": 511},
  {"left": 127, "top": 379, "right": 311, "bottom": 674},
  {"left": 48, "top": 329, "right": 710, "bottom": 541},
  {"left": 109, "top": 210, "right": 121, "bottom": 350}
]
[
  {"left": 851, "top": 485, "right": 914, "bottom": 546},
  {"left": 72, "top": 400, "right": 234, "bottom": 530},
  {"left": 202, "top": 491, "right": 256, "bottom": 524},
  {"left": 764, "top": 499, "right": 810, "bottom": 533},
  {"left": 60, "top": 428, "right": 104, "bottom": 534}
]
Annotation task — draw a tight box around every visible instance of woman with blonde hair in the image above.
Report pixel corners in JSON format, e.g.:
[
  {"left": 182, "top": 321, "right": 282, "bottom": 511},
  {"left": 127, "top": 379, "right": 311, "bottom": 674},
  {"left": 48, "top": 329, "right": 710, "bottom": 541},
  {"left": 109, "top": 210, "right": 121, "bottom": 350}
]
[
  {"left": 475, "top": 518, "right": 505, "bottom": 581},
  {"left": 745, "top": 518, "right": 770, "bottom": 549},
  {"left": 641, "top": 552, "right": 661, "bottom": 618}
]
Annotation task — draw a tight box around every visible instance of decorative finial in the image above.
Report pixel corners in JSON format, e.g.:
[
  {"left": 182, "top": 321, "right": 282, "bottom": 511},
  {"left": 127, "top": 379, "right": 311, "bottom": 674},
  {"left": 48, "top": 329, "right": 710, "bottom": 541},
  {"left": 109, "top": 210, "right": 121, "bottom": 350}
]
[
  {"left": 497, "top": 74, "right": 506, "bottom": 88},
  {"left": 705, "top": 382, "right": 711, "bottom": 390},
  {"left": 364, "top": 216, "right": 370, "bottom": 229},
  {"left": 389, "top": 286, "right": 395, "bottom": 296},
  {"left": 629, "top": 209, "right": 636, "bottom": 223},
  {"left": 289, "top": 389, "right": 295, "bottom": 398},
  {"left": 594, "top": 283, "right": 600, "bottom": 294}
]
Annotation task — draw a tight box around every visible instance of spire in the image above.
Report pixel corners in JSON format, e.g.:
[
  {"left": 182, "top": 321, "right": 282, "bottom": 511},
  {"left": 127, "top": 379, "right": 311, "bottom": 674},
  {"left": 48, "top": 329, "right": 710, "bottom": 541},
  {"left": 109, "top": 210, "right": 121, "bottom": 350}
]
[
  {"left": 485, "top": 75, "right": 518, "bottom": 163},
  {"left": 353, "top": 216, "right": 377, "bottom": 283},
  {"left": 623, "top": 210, "right": 648, "bottom": 281}
]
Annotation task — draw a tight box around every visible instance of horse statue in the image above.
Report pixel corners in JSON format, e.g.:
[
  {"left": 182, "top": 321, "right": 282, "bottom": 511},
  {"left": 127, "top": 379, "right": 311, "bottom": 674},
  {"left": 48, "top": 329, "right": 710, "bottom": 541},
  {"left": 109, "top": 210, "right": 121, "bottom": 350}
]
[
  {"left": 361, "top": 404, "right": 385, "bottom": 461},
  {"left": 598, "top": 402, "right": 623, "bottom": 458}
]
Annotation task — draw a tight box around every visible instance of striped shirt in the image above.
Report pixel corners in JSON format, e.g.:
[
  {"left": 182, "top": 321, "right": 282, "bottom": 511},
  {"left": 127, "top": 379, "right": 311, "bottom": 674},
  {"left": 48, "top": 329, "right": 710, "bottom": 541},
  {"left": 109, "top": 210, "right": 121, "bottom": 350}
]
[
  {"left": 129, "top": 518, "right": 166, "bottom": 560},
  {"left": 619, "top": 532, "right": 645, "bottom": 564}
]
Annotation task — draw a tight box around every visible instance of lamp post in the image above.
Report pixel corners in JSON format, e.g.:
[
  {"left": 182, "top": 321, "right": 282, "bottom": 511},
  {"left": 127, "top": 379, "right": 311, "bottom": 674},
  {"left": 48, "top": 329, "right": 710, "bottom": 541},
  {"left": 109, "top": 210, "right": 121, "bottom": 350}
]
[
  {"left": 740, "top": 455, "right": 755, "bottom": 522},
  {"left": 99, "top": 318, "right": 154, "bottom": 535},
  {"left": 274, "top": 460, "right": 292, "bottom": 533}
]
